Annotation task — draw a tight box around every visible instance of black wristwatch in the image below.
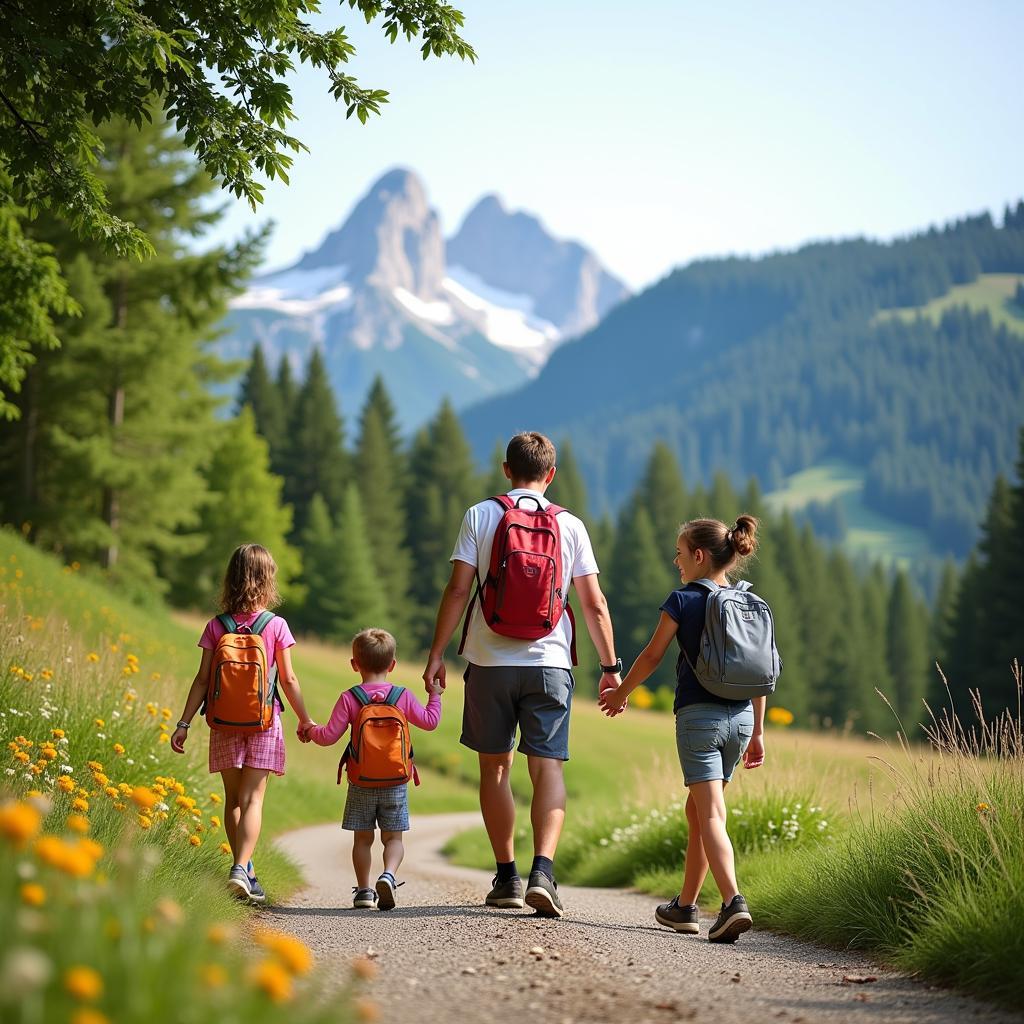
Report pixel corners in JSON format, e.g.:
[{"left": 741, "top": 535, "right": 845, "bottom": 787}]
[{"left": 600, "top": 658, "right": 622, "bottom": 674}]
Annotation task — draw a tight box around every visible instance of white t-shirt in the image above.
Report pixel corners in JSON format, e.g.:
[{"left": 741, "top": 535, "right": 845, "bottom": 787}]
[{"left": 451, "top": 488, "right": 600, "bottom": 668}]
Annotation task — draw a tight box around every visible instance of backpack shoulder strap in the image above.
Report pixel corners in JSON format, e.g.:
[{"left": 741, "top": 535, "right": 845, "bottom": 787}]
[
  {"left": 251, "top": 611, "right": 276, "bottom": 635},
  {"left": 544, "top": 502, "right": 565, "bottom": 516},
  {"left": 349, "top": 685, "right": 371, "bottom": 707},
  {"left": 490, "top": 494, "right": 515, "bottom": 512},
  {"left": 691, "top": 578, "right": 721, "bottom": 593},
  {"left": 733, "top": 580, "right": 753, "bottom": 593},
  {"left": 217, "top": 613, "right": 239, "bottom": 633},
  {"left": 384, "top": 685, "right": 405, "bottom": 707}
]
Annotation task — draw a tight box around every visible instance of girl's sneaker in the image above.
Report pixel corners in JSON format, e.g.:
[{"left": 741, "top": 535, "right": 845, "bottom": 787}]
[
  {"left": 654, "top": 896, "right": 700, "bottom": 934},
  {"left": 352, "top": 887, "right": 378, "bottom": 909},
  {"left": 708, "top": 894, "right": 753, "bottom": 943},
  {"left": 375, "top": 871, "right": 400, "bottom": 911},
  {"left": 227, "top": 865, "right": 251, "bottom": 899},
  {"left": 247, "top": 875, "right": 267, "bottom": 903}
]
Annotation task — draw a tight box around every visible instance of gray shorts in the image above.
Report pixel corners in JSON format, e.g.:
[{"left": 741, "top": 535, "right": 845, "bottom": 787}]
[
  {"left": 341, "top": 782, "right": 410, "bottom": 832},
  {"left": 675, "top": 702, "right": 754, "bottom": 786},
  {"left": 461, "top": 664, "right": 574, "bottom": 761}
]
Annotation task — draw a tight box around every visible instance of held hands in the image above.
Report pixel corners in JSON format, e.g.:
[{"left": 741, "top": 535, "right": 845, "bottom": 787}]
[
  {"left": 296, "top": 720, "right": 317, "bottom": 743},
  {"left": 743, "top": 733, "right": 765, "bottom": 770},
  {"left": 422, "top": 654, "right": 446, "bottom": 695},
  {"left": 598, "top": 674, "right": 627, "bottom": 717},
  {"left": 425, "top": 678, "right": 444, "bottom": 697},
  {"left": 170, "top": 727, "right": 188, "bottom": 754}
]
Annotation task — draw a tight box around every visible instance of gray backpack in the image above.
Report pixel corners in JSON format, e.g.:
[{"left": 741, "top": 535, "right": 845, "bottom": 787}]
[{"left": 682, "top": 579, "right": 780, "bottom": 700}]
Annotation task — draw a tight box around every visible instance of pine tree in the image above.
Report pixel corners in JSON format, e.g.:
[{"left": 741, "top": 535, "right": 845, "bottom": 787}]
[
  {"left": 275, "top": 355, "right": 297, "bottom": 446},
  {"left": 298, "top": 493, "right": 345, "bottom": 637},
  {"left": 606, "top": 501, "right": 672, "bottom": 684},
  {"left": 708, "top": 471, "right": 740, "bottom": 524},
  {"left": 547, "top": 438, "right": 589, "bottom": 523},
  {"left": 331, "top": 482, "right": 388, "bottom": 641},
  {"left": 238, "top": 345, "right": 285, "bottom": 450},
  {"left": 0, "top": 114, "right": 258, "bottom": 589},
  {"left": 282, "top": 348, "right": 348, "bottom": 537},
  {"left": 931, "top": 559, "right": 959, "bottom": 700},
  {"left": 354, "top": 379, "right": 412, "bottom": 638},
  {"left": 886, "top": 570, "right": 930, "bottom": 729},
  {"left": 635, "top": 442, "right": 689, "bottom": 595},
  {"left": 405, "top": 401, "right": 481, "bottom": 646},
  {"left": 169, "top": 407, "right": 300, "bottom": 607}
]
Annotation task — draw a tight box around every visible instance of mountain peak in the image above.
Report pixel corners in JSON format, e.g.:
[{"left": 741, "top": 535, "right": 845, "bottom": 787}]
[
  {"left": 449, "top": 194, "right": 629, "bottom": 337},
  {"left": 296, "top": 166, "right": 443, "bottom": 297}
]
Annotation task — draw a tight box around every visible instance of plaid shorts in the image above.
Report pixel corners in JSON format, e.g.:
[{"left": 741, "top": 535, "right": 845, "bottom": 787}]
[
  {"left": 208, "top": 713, "right": 286, "bottom": 776},
  {"left": 342, "top": 783, "right": 409, "bottom": 832}
]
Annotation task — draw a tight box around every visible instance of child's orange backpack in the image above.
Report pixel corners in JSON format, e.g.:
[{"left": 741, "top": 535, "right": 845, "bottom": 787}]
[
  {"left": 205, "top": 612, "right": 278, "bottom": 734},
  {"left": 337, "top": 685, "right": 417, "bottom": 788}
]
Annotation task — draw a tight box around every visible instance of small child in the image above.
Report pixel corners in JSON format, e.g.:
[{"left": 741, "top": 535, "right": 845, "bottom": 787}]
[
  {"left": 301, "top": 628, "right": 442, "bottom": 910},
  {"left": 171, "top": 543, "right": 315, "bottom": 903}
]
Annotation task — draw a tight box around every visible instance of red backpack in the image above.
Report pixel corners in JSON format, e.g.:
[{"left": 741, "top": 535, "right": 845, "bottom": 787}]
[{"left": 459, "top": 494, "right": 577, "bottom": 663}]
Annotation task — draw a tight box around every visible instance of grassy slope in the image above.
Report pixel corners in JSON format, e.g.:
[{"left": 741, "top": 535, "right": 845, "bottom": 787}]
[
  {"left": 765, "top": 458, "right": 937, "bottom": 567},
  {"left": 877, "top": 272, "right": 1024, "bottom": 336}
]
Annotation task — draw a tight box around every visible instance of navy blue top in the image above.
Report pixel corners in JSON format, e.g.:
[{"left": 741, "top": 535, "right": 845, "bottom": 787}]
[{"left": 660, "top": 583, "right": 752, "bottom": 713}]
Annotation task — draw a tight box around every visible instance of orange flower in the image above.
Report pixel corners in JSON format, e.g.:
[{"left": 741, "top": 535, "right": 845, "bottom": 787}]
[
  {"left": 64, "top": 965, "right": 103, "bottom": 1001},
  {"left": 219, "top": 842, "right": 232, "bottom": 855},
  {"left": 130, "top": 787, "right": 158, "bottom": 810},
  {"left": 207, "top": 923, "right": 234, "bottom": 945},
  {"left": 767, "top": 706, "right": 795, "bottom": 727},
  {"left": 200, "top": 963, "right": 227, "bottom": 989},
  {"left": 251, "top": 959, "right": 293, "bottom": 1003},
  {"left": 0, "top": 801, "right": 42, "bottom": 847},
  {"left": 71, "top": 797, "right": 90, "bottom": 814},
  {"left": 71, "top": 1009, "right": 110, "bottom": 1024},
  {"left": 87, "top": 653, "right": 99, "bottom": 663},
  {"left": 57, "top": 775, "right": 75, "bottom": 793},
  {"left": 255, "top": 929, "right": 314, "bottom": 976},
  {"left": 137, "top": 815, "right": 152, "bottom": 830},
  {"left": 112, "top": 743, "right": 125, "bottom": 756},
  {"left": 66, "top": 814, "right": 90, "bottom": 835},
  {"left": 20, "top": 882, "right": 46, "bottom": 907},
  {"left": 189, "top": 835, "right": 201, "bottom": 847}
]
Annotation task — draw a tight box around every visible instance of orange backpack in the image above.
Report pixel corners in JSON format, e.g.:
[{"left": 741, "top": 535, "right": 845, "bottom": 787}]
[
  {"left": 337, "top": 685, "right": 417, "bottom": 788},
  {"left": 205, "top": 612, "right": 279, "bottom": 734}
]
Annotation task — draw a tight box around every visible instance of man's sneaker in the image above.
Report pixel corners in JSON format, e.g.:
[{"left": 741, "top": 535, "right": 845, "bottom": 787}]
[
  {"left": 227, "top": 865, "right": 251, "bottom": 899},
  {"left": 524, "top": 870, "right": 564, "bottom": 919},
  {"left": 375, "top": 871, "right": 399, "bottom": 911},
  {"left": 655, "top": 896, "right": 700, "bottom": 934},
  {"left": 352, "top": 887, "right": 378, "bottom": 909},
  {"left": 486, "top": 875, "right": 525, "bottom": 909},
  {"left": 708, "top": 894, "right": 753, "bottom": 943},
  {"left": 247, "top": 874, "right": 267, "bottom": 904}
]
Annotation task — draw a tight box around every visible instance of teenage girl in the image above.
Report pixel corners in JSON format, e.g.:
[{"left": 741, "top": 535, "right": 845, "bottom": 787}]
[
  {"left": 171, "top": 543, "right": 314, "bottom": 902},
  {"left": 600, "top": 516, "right": 766, "bottom": 942}
]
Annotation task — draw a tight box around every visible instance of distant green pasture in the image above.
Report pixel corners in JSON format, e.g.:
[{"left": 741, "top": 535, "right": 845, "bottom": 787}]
[
  {"left": 765, "top": 459, "right": 937, "bottom": 566},
  {"left": 876, "top": 272, "right": 1024, "bottom": 335}
]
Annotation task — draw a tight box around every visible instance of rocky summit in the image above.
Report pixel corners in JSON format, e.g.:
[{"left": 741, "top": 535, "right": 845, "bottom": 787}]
[{"left": 219, "top": 168, "right": 630, "bottom": 432}]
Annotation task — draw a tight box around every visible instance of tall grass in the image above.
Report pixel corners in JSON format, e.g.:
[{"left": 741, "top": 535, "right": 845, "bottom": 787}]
[
  {"left": 0, "top": 543, "right": 355, "bottom": 1024},
  {"left": 745, "top": 670, "right": 1024, "bottom": 1007}
]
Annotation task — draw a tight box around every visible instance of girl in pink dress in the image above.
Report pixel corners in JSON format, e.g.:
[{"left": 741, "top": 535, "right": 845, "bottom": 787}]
[{"left": 171, "top": 543, "right": 314, "bottom": 902}]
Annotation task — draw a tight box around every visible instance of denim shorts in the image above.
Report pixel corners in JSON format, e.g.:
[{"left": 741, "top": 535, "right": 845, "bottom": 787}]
[
  {"left": 342, "top": 783, "right": 409, "bottom": 832},
  {"left": 461, "top": 664, "right": 574, "bottom": 761},
  {"left": 675, "top": 702, "right": 754, "bottom": 786}
]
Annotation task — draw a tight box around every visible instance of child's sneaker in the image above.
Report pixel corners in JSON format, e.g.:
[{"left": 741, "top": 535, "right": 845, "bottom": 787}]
[
  {"left": 247, "top": 874, "right": 267, "bottom": 904},
  {"left": 524, "top": 870, "right": 564, "bottom": 918},
  {"left": 655, "top": 896, "right": 700, "bottom": 934},
  {"left": 352, "top": 887, "right": 378, "bottom": 909},
  {"left": 375, "top": 871, "right": 399, "bottom": 911},
  {"left": 708, "top": 894, "right": 752, "bottom": 943},
  {"left": 486, "top": 875, "right": 525, "bottom": 909},
  {"left": 227, "top": 865, "right": 251, "bottom": 899}
]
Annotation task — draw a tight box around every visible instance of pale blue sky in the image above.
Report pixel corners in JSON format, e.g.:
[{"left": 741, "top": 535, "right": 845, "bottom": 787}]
[{"left": 203, "top": 1, "right": 1024, "bottom": 290}]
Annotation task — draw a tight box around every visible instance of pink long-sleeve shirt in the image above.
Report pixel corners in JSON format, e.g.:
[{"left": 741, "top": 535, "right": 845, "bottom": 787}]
[{"left": 308, "top": 681, "right": 442, "bottom": 747}]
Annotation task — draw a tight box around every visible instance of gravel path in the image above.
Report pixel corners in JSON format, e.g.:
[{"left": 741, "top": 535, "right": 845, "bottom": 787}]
[{"left": 267, "top": 813, "right": 1019, "bottom": 1024}]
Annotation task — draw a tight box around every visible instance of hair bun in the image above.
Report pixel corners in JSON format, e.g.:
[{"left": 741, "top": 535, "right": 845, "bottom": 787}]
[{"left": 730, "top": 514, "right": 759, "bottom": 558}]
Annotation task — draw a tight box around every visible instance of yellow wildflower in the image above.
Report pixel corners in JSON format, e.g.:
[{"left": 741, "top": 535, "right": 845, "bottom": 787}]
[
  {"left": 189, "top": 835, "right": 201, "bottom": 847},
  {"left": 219, "top": 842, "right": 231, "bottom": 855},
  {"left": 251, "top": 959, "right": 293, "bottom": 1002},
  {"left": 207, "top": 923, "right": 234, "bottom": 945},
  {"left": 13, "top": 750, "right": 30, "bottom": 764},
  {"left": 767, "top": 706, "right": 795, "bottom": 727},
  {"left": 137, "top": 815, "right": 152, "bottom": 830},
  {"left": 71, "top": 798, "right": 89, "bottom": 813},
  {"left": 201, "top": 963, "right": 228, "bottom": 988},
  {"left": 209, "top": 792, "right": 222, "bottom": 804},
  {"left": 87, "top": 761, "right": 103, "bottom": 772},
  {"left": 64, "top": 966, "right": 103, "bottom": 1001},
  {"left": 93, "top": 719, "right": 105, "bottom": 728},
  {"left": 51, "top": 728, "right": 65, "bottom": 739},
  {"left": 112, "top": 743, "right": 125, "bottom": 756},
  {"left": 87, "top": 653, "right": 99, "bottom": 663},
  {"left": 255, "top": 929, "right": 314, "bottom": 976},
  {"left": 71, "top": 1009, "right": 110, "bottom": 1024},
  {"left": 104, "top": 787, "right": 118, "bottom": 799},
  {"left": 57, "top": 775, "right": 75, "bottom": 793},
  {"left": 0, "top": 802, "right": 42, "bottom": 847},
  {"left": 131, "top": 787, "right": 158, "bottom": 810},
  {"left": 210, "top": 815, "right": 221, "bottom": 828},
  {"left": 92, "top": 772, "right": 109, "bottom": 787},
  {"left": 20, "top": 882, "right": 46, "bottom": 907},
  {"left": 66, "top": 814, "right": 90, "bottom": 835}
]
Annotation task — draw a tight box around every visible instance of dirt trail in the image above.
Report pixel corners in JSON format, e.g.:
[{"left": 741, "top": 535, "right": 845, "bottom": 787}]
[{"left": 267, "top": 813, "right": 1019, "bottom": 1024}]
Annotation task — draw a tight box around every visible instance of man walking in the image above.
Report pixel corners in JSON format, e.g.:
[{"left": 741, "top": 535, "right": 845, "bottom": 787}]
[{"left": 422, "top": 431, "right": 621, "bottom": 917}]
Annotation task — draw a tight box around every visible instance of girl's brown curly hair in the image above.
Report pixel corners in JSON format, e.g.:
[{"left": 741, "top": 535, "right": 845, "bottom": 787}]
[{"left": 219, "top": 543, "right": 280, "bottom": 614}]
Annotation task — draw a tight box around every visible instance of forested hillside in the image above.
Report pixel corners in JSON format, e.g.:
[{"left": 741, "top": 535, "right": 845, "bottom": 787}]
[{"left": 461, "top": 208, "right": 1024, "bottom": 560}]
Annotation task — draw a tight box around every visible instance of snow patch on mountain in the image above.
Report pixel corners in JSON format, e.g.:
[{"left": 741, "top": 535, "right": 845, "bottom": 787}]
[
  {"left": 231, "top": 264, "right": 352, "bottom": 316},
  {"left": 392, "top": 287, "right": 455, "bottom": 326}
]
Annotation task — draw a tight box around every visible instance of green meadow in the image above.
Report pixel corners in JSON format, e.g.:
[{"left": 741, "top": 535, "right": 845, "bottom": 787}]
[
  {"left": 2, "top": 528, "right": 1021, "bottom": 1010},
  {"left": 876, "top": 272, "right": 1024, "bottom": 337}
]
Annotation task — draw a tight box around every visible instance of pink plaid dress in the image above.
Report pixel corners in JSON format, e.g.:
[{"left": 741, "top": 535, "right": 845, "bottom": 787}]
[{"left": 199, "top": 611, "right": 295, "bottom": 777}]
